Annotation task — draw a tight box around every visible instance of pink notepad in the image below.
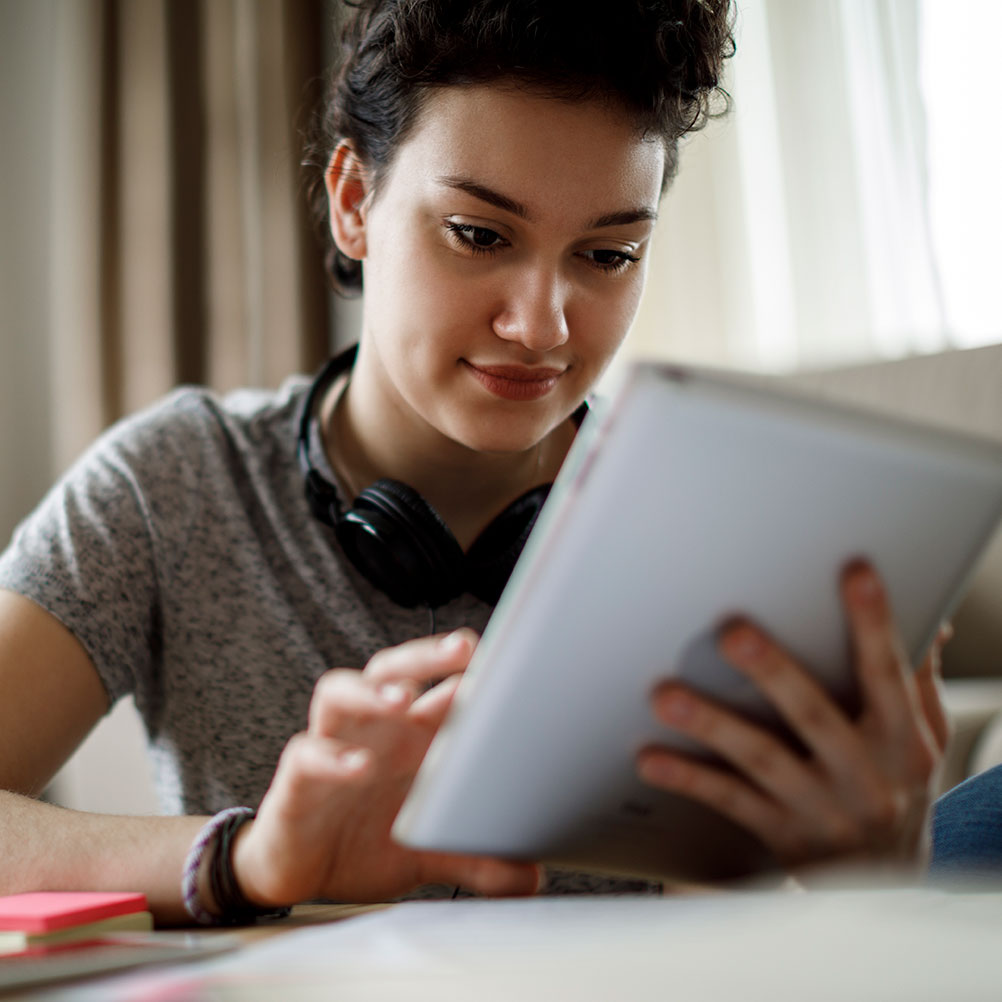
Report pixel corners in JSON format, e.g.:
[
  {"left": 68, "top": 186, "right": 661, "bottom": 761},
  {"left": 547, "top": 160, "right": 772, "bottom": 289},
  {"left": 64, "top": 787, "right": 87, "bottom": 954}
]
[{"left": 0, "top": 893, "right": 147, "bottom": 934}]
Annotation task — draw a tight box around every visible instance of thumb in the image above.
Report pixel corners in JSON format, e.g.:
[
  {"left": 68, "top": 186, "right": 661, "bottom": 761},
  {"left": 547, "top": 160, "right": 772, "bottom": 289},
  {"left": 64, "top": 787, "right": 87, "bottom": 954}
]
[
  {"left": 915, "top": 643, "right": 950, "bottom": 753},
  {"left": 415, "top": 851, "right": 542, "bottom": 897}
]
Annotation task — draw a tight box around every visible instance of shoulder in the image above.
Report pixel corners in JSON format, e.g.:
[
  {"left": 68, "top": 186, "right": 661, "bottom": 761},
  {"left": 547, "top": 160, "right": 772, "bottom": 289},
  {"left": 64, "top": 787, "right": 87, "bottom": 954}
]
[
  {"left": 37, "top": 376, "right": 315, "bottom": 562},
  {"left": 85, "top": 377, "right": 311, "bottom": 488},
  {"left": 105, "top": 377, "right": 309, "bottom": 455}
]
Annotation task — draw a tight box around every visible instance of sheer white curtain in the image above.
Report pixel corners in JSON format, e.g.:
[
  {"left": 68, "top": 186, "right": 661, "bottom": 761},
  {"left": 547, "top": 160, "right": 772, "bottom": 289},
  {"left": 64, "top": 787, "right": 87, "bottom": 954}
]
[
  {"left": 622, "top": 0, "right": 995, "bottom": 378},
  {"left": 921, "top": 1, "right": 1002, "bottom": 348}
]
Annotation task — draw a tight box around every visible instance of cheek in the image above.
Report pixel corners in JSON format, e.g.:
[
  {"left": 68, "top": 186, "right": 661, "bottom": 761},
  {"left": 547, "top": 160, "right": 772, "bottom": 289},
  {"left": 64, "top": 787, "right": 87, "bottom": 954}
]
[
  {"left": 574, "top": 276, "right": 646, "bottom": 359},
  {"left": 618, "top": 259, "right": 650, "bottom": 325},
  {"left": 366, "top": 227, "right": 482, "bottom": 342}
]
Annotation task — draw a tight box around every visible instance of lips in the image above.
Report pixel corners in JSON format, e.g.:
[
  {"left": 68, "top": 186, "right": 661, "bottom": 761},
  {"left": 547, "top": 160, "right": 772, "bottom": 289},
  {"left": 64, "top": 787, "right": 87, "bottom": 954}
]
[{"left": 462, "top": 361, "right": 565, "bottom": 402}]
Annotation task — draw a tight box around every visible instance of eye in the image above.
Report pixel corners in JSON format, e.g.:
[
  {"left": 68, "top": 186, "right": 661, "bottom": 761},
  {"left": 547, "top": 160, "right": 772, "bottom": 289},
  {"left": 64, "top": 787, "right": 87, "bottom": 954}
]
[
  {"left": 445, "top": 222, "right": 508, "bottom": 255},
  {"left": 580, "top": 248, "right": 641, "bottom": 274}
]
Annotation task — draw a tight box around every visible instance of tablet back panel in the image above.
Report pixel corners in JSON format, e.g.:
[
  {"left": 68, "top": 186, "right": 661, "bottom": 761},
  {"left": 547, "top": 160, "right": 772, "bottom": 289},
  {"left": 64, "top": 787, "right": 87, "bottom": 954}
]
[{"left": 394, "top": 362, "right": 1002, "bottom": 882}]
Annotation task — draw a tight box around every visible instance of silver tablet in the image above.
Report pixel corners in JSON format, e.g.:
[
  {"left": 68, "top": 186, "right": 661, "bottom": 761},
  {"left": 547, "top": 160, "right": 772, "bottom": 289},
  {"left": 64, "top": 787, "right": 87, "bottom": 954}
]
[{"left": 393, "top": 361, "right": 1002, "bottom": 884}]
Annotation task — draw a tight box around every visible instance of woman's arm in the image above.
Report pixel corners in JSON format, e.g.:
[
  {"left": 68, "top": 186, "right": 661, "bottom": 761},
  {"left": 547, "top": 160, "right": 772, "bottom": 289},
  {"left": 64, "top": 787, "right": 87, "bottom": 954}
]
[
  {"left": 0, "top": 590, "right": 207, "bottom": 923},
  {"left": 0, "top": 793, "right": 208, "bottom": 924},
  {"left": 0, "top": 593, "right": 537, "bottom": 921},
  {"left": 0, "top": 590, "right": 107, "bottom": 796}
]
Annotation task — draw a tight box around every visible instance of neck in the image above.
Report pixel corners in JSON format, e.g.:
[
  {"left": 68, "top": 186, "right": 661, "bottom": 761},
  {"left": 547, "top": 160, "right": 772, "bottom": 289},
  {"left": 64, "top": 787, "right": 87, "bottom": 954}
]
[{"left": 320, "top": 353, "right": 576, "bottom": 550}]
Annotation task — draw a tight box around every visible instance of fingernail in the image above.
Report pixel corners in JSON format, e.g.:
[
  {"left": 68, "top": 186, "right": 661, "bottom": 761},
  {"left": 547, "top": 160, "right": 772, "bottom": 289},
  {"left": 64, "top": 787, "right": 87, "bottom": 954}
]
[
  {"left": 851, "top": 571, "right": 880, "bottom": 604},
  {"left": 724, "top": 627, "right": 764, "bottom": 661},
  {"left": 439, "top": 630, "right": 468, "bottom": 654},
  {"left": 639, "top": 753, "right": 679, "bottom": 785},
  {"left": 379, "top": 683, "right": 409, "bottom": 706},
  {"left": 530, "top": 864, "right": 544, "bottom": 895},
  {"left": 660, "top": 691, "right": 694, "bottom": 723}
]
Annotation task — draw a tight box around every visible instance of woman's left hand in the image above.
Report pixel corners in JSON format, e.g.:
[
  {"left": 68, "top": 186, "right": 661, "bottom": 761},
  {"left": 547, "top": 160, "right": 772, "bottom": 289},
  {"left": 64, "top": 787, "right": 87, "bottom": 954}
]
[{"left": 637, "top": 561, "right": 952, "bottom": 879}]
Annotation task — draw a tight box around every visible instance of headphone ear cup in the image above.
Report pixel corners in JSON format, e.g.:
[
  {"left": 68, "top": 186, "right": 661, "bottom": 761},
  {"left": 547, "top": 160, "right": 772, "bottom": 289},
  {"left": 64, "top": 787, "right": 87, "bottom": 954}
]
[
  {"left": 465, "top": 485, "right": 551, "bottom": 605},
  {"left": 335, "top": 478, "right": 466, "bottom": 608}
]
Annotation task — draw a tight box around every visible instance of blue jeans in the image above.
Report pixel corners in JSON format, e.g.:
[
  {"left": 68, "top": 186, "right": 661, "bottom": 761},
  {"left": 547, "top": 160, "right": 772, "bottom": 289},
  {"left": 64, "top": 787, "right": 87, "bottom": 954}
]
[{"left": 929, "top": 763, "right": 1002, "bottom": 884}]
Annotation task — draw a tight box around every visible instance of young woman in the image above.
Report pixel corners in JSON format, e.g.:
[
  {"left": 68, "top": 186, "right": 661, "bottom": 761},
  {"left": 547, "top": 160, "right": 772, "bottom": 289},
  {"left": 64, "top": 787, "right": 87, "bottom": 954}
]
[{"left": 0, "top": 0, "right": 950, "bottom": 925}]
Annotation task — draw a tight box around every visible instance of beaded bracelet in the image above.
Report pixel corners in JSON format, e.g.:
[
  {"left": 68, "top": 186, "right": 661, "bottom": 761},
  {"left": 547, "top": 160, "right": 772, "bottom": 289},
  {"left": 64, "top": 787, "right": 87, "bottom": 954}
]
[{"left": 181, "top": 807, "right": 291, "bottom": 926}]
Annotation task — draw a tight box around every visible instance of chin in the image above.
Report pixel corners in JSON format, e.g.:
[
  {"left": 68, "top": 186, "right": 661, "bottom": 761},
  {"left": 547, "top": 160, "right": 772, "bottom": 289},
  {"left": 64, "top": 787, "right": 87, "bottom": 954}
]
[
  {"left": 429, "top": 388, "right": 579, "bottom": 457},
  {"left": 448, "top": 415, "right": 555, "bottom": 457},
  {"left": 458, "top": 430, "right": 546, "bottom": 456}
]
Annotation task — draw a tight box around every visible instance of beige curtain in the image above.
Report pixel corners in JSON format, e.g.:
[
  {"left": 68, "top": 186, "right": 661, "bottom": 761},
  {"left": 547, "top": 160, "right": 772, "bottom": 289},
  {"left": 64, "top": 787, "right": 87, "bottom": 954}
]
[{"left": 50, "top": 0, "right": 333, "bottom": 473}]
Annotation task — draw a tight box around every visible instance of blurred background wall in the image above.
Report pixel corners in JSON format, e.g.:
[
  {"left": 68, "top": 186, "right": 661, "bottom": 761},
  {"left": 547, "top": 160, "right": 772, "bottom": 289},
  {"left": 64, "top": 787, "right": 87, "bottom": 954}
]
[{"left": 1, "top": 0, "right": 56, "bottom": 556}]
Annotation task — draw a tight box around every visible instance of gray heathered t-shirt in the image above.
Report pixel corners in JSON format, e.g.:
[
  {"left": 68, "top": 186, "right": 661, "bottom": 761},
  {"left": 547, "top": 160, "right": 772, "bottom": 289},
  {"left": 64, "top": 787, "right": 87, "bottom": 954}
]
[
  {"left": 0, "top": 377, "right": 661, "bottom": 896},
  {"left": 0, "top": 376, "right": 493, "bottom": 814}
]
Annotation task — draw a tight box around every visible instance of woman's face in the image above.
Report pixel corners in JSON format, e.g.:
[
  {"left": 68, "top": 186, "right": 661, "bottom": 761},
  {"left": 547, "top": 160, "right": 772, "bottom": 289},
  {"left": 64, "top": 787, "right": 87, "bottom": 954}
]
[{"left": 335, "top": 84, "right": 664, "bottom": 457}]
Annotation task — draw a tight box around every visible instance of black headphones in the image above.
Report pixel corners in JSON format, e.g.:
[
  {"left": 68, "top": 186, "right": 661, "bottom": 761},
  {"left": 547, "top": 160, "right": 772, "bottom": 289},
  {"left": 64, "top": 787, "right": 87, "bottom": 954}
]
[{"left": 297, "top": 345, "right": 586, "bottom": 609}]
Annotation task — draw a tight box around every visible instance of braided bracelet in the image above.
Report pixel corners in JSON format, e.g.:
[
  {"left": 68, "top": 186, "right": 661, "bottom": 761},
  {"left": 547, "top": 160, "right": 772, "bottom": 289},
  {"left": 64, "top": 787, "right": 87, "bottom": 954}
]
[{"left": 181, "top": 807, "right": 290, "bottom": 926}]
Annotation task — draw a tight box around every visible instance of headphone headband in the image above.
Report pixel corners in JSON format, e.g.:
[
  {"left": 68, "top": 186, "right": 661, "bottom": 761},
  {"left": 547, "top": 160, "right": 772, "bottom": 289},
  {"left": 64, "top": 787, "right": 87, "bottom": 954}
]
[{"left": 296, "top": 344, "right": 360, "bottom": 525}]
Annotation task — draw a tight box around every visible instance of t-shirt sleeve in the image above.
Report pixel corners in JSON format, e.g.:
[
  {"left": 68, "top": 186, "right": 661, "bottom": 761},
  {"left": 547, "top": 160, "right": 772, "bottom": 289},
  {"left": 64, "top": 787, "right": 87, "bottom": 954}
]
[{"left": 0, "top": 391, "right": 210, "bottom": 712}]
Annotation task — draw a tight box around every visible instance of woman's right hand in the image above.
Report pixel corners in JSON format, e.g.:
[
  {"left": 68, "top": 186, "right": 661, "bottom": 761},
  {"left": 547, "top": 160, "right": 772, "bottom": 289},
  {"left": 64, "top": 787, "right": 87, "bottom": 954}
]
[{"left": 229, "top": 629, "right": 540, "bottom": 907}]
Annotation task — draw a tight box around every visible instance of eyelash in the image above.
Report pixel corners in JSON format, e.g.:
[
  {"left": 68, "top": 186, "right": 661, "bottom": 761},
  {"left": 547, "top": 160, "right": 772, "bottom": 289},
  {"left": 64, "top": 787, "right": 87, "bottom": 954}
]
[
  {"left": 444, "top": 222, "right": 640, "bottom": 275},
  {"left": 445, "top": 223, "right": 507, "bottom": 256}
]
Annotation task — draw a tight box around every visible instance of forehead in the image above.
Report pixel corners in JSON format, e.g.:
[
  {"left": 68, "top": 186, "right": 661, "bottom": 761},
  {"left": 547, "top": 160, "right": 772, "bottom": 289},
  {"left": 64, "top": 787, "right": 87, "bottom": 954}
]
[{"left": 378, "top": 84, "right": 665, "bottom": 220}]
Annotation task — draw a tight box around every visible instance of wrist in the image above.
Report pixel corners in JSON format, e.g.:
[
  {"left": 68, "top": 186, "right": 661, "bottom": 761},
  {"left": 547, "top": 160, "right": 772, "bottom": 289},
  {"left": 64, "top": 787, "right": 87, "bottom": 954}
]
[
  {"left": 181, "top": 807, "right": 291, "bottom": 926},
  {"left": 229, "top": 818, "right": 292, "bottom": 910}
]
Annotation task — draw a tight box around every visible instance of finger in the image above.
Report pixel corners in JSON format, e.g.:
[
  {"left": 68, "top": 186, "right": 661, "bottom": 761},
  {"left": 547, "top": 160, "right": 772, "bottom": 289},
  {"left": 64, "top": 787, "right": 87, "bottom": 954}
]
[
  {"left": 309, "top": 668, "right": 413, "bottom": 736},
  {"left": 650, "top": 683, "right": 814, "bottom": 805},
  {"left": 364, "top": 629, "right": 478, "bottom": 685},
  {"left": 841, "top": 563, "right": 916, "bottom": 731},
  {"left": 410, "top": 673, "right": 463, "bottom": 727},
  {"left": 636, "top": 749, "right": 795, "bottom": 857},
  {"left": 719, "top": 623, "right": 871, "bottom": 785},
  {"left": 636, "top": 748, "right": 870, "bottom": 866},
  {"left": 841, "top": 566, "right": 942, "bottom": 784},
  {"left": 414, "top": 851, "right": 541, "bottom": 897},
  {"left": 914, "top": 646, "right": 951, "bottom": 753},
  {"left": 271, "top": 732, "right": 374, "bottom": 810}
]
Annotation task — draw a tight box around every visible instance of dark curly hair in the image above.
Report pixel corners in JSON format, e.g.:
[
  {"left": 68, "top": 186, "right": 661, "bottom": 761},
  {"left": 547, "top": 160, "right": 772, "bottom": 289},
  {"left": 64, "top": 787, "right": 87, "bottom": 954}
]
[{"left": 304, "top": 0, "right": 735, "bottom": 295}]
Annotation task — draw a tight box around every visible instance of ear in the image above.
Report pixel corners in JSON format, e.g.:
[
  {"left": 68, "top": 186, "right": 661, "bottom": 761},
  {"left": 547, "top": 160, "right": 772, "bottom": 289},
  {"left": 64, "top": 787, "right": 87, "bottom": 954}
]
[{"left": 325, "top": 141, "right": 371, "bottom": 261}]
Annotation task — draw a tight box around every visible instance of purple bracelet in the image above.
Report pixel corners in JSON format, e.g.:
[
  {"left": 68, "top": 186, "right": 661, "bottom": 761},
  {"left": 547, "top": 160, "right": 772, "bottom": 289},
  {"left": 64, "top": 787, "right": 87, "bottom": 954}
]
[{"left": 181, "top": 807, "right": 255, "bottom": 926}]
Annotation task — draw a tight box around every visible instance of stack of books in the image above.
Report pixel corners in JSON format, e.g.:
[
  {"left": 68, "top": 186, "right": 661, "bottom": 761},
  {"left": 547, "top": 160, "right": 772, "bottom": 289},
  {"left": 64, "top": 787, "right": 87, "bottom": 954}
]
[
  {"left": 0, "top": 892, "right": 151, "bottom": 955},
  {"left": 0, "top": 891, "right": 241, "bottom": 994}
]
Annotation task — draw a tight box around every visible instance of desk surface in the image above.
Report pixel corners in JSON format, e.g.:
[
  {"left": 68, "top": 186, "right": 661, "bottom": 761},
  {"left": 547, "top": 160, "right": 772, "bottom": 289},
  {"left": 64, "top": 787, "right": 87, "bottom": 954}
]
[{"left": 9, "top": 889, "right": 1002, "bottom": 1001}]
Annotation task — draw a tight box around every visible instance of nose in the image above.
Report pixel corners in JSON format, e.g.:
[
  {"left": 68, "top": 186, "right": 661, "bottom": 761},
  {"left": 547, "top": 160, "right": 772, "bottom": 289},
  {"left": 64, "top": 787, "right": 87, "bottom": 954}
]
[{"left": 491, "top": 267, "right": 570, "bottom": 352}]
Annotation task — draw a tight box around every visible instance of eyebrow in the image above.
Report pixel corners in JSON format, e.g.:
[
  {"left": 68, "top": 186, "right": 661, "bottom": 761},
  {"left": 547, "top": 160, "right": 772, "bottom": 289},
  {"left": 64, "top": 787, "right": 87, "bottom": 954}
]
[
  {"left": 438, "top": 175, "right": 658, "bottom": 229},
  {"left": 586, "top": 207, "right": 659, "bottom": 229}
]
